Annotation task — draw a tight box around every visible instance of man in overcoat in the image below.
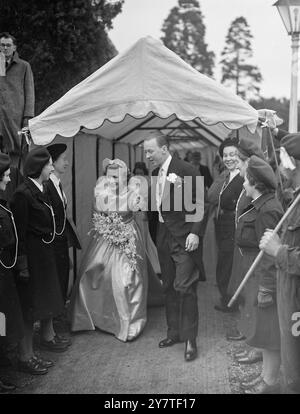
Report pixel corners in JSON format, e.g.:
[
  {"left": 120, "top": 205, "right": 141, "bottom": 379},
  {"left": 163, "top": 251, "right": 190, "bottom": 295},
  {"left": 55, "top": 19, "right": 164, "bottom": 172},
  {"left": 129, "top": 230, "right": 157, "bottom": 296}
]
[{"left": 0, "top": 33, "right": 34, "bottom": 157}]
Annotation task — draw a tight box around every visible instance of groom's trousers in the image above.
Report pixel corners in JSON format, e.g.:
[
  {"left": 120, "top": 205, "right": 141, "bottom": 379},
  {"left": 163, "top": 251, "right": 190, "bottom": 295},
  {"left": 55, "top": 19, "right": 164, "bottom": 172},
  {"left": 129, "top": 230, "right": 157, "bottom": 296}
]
[{"left": 157, "top": 223, "right": 199, "bottom": 341}]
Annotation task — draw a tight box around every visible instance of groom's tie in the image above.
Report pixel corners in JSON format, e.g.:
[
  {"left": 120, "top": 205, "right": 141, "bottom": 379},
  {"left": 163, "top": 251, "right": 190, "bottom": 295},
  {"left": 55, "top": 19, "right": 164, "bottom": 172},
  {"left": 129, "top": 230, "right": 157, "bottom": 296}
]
[{"left": 157, "top": 168, "right": 164, "bottom": 222}]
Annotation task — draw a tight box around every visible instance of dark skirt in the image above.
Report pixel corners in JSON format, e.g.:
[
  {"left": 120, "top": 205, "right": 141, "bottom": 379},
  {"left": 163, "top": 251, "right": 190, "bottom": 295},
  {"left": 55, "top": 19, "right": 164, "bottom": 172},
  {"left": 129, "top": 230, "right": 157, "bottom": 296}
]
[
  {"left": 53, "top": 234, "right": 70, "bottom": 301},
  {"left": 238, "top": 251, "right": 280, "bottom": 351},
  {"left": 0, "top": 267, "right": 24, "bottom": 343},
  {"left": 215, "top": 212, "right": 235, "bottom": 298},
  {"left": 16, "top": 234, "right": 64, "bottom": 322},
  {"left": 227, "top": 244, "right": 243, "bottom": 297}
]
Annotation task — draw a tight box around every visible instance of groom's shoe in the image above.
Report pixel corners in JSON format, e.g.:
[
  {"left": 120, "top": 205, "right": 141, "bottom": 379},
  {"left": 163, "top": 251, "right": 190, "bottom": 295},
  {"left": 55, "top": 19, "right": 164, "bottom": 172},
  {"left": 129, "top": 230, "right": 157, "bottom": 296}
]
[
  {"left": 184, "top": 339, "right": 197, "bottom": 362},
  {"left": 159, "top": 337, "right": 180, "bottom": 348}
]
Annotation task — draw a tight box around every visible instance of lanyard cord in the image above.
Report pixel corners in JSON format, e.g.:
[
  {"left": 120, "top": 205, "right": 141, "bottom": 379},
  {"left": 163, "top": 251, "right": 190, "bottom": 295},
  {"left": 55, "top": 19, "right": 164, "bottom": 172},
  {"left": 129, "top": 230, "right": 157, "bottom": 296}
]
[
  {"left": 235, "top": 189, "right": 245, "bottom": 228},
  {"left": 55, "top": 202, "right": 66, "bottom": 236},
  {"left": 42, "top": 202, "right": 56, "bottom": 244},
  {"left": 0, "top": 206, "right": 18, "bottom": 269},
  {"left": 217, "top": 179, "right": 228, "bottom": 219}
]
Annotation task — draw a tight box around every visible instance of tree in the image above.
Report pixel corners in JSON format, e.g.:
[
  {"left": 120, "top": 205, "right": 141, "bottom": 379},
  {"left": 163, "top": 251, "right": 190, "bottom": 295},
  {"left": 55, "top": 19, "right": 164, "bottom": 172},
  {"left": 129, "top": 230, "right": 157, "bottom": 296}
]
[
  {"left": 161, "top": 0, "right": 215, "bottom": 77},
  {"left": 220, "top": 16, "right": 262, "bottom": 101},
  {"left": 0, "top": 0, "right": 124, "bottom": 114}
]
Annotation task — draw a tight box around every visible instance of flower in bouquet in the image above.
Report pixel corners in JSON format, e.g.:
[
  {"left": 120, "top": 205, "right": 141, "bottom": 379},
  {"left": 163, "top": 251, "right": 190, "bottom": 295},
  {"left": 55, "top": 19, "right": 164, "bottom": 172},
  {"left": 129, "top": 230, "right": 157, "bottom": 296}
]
[{"left": 91, "top": 211, "right": 141, "bottom": 271}]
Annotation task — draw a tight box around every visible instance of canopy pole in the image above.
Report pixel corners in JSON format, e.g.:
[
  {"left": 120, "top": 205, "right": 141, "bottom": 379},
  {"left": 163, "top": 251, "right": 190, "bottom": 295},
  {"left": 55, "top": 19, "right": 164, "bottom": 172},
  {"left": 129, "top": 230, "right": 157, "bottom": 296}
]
[
  {"left": 128, "top": 143, "right": 132, "bottom": 171},
  {"left": 96, "top": 136, "right": 101, "bottom": 179},
  {"left": 112, "top": 139, "right": 116, "bottom": 159},
  {"left": 71, "top": 137, "right": 77, "bottom": 282}
]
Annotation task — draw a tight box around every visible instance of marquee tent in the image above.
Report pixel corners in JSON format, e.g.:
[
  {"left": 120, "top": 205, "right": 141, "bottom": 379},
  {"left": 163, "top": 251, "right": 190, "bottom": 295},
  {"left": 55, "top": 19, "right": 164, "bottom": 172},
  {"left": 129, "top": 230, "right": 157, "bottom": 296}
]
[{"left": 28, "top": 36, "right": 259, "bottom": 271}]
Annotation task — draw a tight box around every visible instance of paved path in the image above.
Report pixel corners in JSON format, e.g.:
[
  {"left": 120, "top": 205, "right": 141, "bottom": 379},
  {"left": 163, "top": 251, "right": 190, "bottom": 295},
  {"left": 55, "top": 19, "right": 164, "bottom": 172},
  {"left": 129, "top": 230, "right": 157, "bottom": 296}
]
[{"left": 16, "top": 277, "right": 235, "bottom": 394}]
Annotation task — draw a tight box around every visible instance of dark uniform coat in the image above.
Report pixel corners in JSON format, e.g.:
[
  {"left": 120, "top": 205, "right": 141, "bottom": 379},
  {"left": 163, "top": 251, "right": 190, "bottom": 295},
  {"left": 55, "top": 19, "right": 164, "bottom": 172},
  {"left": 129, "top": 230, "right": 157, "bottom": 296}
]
[
  {"left": 0, "top": 197, "right": 24, "bottom": 343},
  {"left": 44, "top": 178, "right": 81, "bottom": 300},
  {"left": 214, "top": 172, "right": 244, "bottom": 302},
  {"left": 275, "top": 189, "right": 300, "bottom": 392},
  {"left": 10, "top": 178, "right": 63, "bottom": 322},
  {"left": 0, "top": 52, "right": 34, "bottom": 153},
  {"left": 236, "top": 192, "right": 283, "bottom": 350},
  {"left": 227, "top": 189, "right": 252, "bottom": 297}
]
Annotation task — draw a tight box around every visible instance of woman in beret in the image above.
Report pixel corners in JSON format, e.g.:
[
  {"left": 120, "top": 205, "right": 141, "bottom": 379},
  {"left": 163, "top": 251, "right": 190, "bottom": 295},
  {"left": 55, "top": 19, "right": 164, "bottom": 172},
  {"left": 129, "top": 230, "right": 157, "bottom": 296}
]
[
  {"left": 226, "top": 140, "right": 266, "bottom": 351},
  {"left": 209, "top": 137, "right": 244, "bottom": 312},
  {"left": 10, "top": 147, "right": 67, "bottom": 376},
  {"left": 260, "top": 133, "right": 300, "bottom": 393},
  {"left": 0, "top": 154, "right": 24, "bottom": 392},
  {"left": 44, "top": 143, "right": 80, "bottom": 308},
  {"left": 236, "top": 155, "right": 283, "bottom": 394}
]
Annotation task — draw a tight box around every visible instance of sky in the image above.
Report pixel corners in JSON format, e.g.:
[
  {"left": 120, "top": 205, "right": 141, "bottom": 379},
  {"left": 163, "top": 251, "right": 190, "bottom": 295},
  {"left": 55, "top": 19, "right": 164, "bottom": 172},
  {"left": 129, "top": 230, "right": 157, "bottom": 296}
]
[{"left": 109, "top": 0, "right": 293, "bottom": 99}]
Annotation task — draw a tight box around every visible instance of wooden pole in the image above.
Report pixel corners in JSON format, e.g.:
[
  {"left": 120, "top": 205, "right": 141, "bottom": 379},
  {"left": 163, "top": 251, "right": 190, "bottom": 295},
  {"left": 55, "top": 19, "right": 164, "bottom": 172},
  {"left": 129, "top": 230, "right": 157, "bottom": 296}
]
[
  {"left": 228, "top": 191, "right": 300, "bottom": 307},
  {"left": 267, "top": 126, "right": 284, "bottom": 193}
]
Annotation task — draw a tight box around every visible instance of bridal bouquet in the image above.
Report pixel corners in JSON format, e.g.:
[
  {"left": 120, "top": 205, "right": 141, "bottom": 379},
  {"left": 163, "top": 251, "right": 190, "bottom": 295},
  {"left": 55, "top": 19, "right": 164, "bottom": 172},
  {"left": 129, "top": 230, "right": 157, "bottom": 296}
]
[{"left": 91, "top": 211, "right": 140, "bottom": 272}]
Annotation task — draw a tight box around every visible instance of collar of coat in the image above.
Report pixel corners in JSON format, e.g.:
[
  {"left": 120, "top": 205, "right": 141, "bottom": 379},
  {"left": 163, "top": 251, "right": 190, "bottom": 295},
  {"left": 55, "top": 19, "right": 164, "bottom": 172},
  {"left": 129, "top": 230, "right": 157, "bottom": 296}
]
[
  {"left": 24, "top": 177, "right": 48, "bottom": 203},
  {"left": 6, "top": 51, "right": 21, "bottom": 68},
  {"left": 251, "top": 192, "right": 275, "bottom": 211}
]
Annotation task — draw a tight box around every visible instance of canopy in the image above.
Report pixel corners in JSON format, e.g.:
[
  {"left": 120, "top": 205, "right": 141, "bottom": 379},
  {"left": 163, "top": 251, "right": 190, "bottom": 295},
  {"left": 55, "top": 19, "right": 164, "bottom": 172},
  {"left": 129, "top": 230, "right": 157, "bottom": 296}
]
[{"left": 29, "top": 36, "right": 258, "bottom": 148}]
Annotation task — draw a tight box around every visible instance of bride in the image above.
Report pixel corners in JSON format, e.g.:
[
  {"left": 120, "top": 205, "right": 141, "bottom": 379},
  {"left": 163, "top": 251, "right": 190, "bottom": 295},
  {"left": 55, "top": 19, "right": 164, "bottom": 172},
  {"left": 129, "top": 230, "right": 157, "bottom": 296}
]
[{"left": 70, "top": 159, "right": 149, "bottom": 342}]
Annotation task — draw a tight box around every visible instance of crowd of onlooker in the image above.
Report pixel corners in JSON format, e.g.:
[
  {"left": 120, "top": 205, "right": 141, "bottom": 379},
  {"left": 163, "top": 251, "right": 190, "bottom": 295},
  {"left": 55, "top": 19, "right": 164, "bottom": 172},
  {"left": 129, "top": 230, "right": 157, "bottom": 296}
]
[
  {"left": 204, "top": 129, "right": 300, "bottom": 394},
  {"left": 0, "top": 30, "right": 299, "bottom": 394},
  {"left": 0, "top": 32, "right": 79, "bottom": 392}
]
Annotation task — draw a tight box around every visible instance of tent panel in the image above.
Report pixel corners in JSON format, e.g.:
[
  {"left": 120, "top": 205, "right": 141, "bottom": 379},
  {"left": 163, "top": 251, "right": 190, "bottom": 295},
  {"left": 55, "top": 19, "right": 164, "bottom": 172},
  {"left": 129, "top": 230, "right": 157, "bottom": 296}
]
[
  {"left": 74, "top": 133, "right": 97, "bottom": 264},
  {"left": 29, "top": 37, "right": 258, "bottom": 145},
  {"left": 114, "top": 142, "right": 130, "bottom": 166},
  {"left": 98, "top": 137, "right": 113, "bottom": 177}
]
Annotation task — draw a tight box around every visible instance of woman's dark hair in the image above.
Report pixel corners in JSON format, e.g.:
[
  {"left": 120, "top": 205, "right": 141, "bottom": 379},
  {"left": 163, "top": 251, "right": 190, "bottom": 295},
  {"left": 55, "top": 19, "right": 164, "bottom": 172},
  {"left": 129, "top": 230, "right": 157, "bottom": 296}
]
[
  {"left": 246, "top": 170, "right": 274, "bottom": 194},
  {"left": 133, "top": 162, "right": 148, "bottom": 175},
  {"left": 219, "top": 137, "right": 239, "bottom": 158},
  {"left": 28, "top": 168, "right": 45, "bottom": 179},
  {"left": 0, "top": 172, "right": 4, "bottom": 182}
]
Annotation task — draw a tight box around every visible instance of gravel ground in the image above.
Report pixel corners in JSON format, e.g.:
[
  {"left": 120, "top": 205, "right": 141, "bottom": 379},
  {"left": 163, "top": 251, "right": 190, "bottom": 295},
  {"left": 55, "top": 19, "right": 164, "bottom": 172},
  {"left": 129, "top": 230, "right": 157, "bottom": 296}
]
[{"left": 0, "top": 289, "right": 277, "bottom": 395}]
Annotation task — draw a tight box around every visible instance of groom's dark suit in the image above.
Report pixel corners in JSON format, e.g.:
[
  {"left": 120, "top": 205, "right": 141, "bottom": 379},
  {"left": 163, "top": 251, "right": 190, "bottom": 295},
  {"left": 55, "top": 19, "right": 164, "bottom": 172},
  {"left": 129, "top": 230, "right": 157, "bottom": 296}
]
[{"left": 153, "top": 156, "right": 207, "bottom": 342}]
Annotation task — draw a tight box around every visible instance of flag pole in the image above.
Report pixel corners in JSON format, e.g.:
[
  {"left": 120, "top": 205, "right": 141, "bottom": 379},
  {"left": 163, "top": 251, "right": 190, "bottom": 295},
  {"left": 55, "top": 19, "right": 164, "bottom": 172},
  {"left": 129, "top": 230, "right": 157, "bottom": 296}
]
[{"left": 267, "top": 126, "right": 284, "bottom": 193}]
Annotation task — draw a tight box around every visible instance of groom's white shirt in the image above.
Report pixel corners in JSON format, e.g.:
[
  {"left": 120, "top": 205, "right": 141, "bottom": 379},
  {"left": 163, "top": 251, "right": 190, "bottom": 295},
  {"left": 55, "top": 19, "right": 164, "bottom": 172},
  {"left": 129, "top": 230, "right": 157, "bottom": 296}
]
[{"left": 156, "top": 154, "right": 172, "bottom": 223}]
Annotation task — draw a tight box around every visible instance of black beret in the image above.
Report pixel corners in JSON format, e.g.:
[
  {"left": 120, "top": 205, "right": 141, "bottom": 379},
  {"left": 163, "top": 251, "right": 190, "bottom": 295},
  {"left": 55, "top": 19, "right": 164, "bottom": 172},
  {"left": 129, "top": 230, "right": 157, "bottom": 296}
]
[
  {"left": 24, "top": 147, "right": 50, "bottom": 178},
  {"left": 280, "top": 133, "right": 300, "bottom": 160},
  {"left": 247, "top": 155, "right": 277, "bottom": 189},
  {"left": 238, "top": 137, "right": 265, "bottom": 160},
  {"left": 219, "top": 137, "right": 239, "bottom": 157},
  {"left": 0, "top": 153, "right": 10, "bottom": 176},
  {"left": 47, "top": 143, "right": 67, "bottom": 163}
]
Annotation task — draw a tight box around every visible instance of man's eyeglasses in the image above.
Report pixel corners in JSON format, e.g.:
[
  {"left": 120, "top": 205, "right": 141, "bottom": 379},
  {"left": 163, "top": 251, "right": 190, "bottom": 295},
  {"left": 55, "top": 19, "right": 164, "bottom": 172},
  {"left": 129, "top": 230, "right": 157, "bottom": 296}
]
[{"left": 0, "top": 44, "right": 14, "bottom": 48}]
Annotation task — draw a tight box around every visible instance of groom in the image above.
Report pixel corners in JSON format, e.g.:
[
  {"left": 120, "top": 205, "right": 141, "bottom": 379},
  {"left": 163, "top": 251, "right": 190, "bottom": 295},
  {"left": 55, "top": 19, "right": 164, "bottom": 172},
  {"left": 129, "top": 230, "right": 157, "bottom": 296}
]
[{"left": 144, "top": 132, "right": 206, "bottom": 362}]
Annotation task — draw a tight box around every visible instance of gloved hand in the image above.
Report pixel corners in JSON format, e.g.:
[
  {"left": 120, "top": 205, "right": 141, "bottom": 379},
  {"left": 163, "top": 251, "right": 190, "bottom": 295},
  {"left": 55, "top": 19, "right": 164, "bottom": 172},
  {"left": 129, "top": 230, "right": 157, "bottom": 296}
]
[
  {"left": 15, "top": 255, "right": 30, "bottom": 283},
  {"left": 257, "top": 286, "right": 274, "bottom": 308}
]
